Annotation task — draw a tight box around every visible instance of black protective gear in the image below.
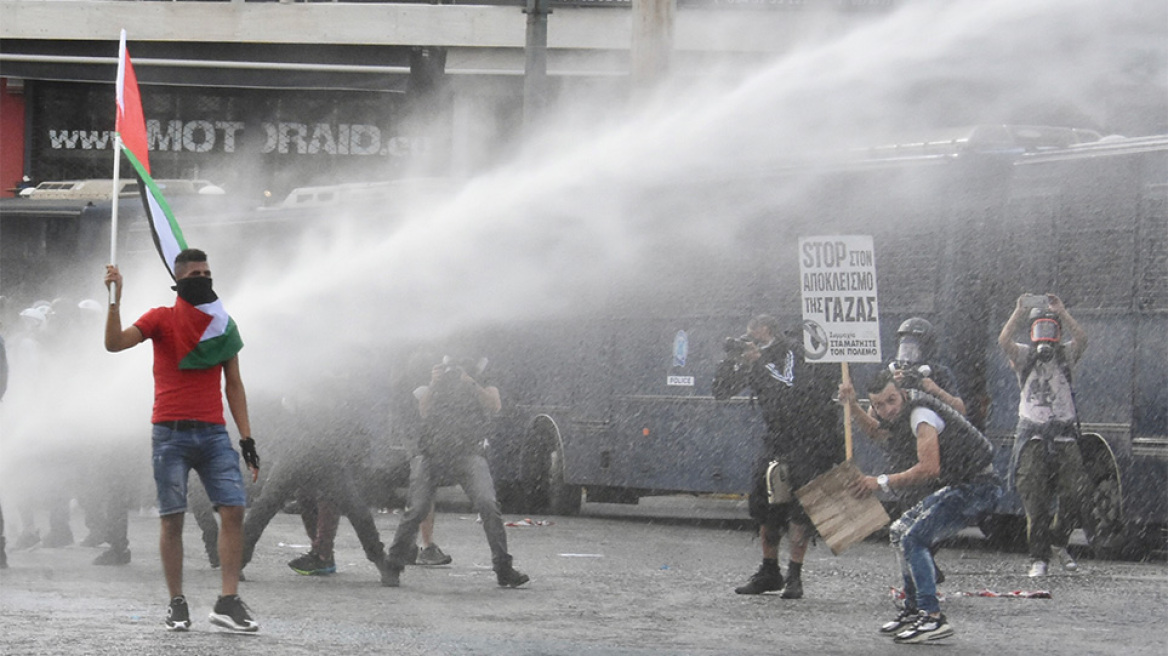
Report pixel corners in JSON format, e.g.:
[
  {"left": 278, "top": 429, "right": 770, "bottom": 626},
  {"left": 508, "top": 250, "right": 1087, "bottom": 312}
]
[
  {"left": 896, "top": 317, "right": 937, "bottom": 363},
  {"left": 239, "top": 437, "right": 260, "bottom": 471},
  {"left": 1027, "top": 308, "right": 1061, "bottom": 361}
]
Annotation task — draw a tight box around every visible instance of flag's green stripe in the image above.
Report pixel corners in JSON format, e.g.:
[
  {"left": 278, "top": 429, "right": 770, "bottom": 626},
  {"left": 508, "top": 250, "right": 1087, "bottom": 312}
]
[
  {"left": 178, "top": 320, "right": 244, "bottom": 370},
  {"left": 121, "top": 146, "right": 188, "bottom": 250}
]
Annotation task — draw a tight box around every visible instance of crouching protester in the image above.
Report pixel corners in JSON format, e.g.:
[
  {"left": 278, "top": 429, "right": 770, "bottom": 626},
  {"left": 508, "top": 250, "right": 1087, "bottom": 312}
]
[{"left": 840, "top": 370, "right": 1001, "bottom": 645}]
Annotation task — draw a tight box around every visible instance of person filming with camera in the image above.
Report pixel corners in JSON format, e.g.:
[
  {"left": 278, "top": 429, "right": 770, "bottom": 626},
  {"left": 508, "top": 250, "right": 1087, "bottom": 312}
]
[
  {"left": 380, "top": 354, "right": 529, "bottom": 589},
  {"left": 713, "top": 314, "right": 841, "bottom": 599},
  {"left": 851, "top": 318, "right": 966, "bottom": 444},
  {"left": 999, "top": 293, "right": 1089, "bottom": 577}
]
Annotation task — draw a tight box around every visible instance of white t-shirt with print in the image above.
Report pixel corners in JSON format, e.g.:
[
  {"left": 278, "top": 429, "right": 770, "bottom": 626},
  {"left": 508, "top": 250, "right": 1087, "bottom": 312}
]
[{"left": 1016, "top": 344, "right": 1077, "bottom": 424}]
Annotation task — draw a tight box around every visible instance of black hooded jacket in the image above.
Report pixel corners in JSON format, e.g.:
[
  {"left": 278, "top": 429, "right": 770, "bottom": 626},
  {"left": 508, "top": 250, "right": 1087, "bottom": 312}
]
[{"left": 712, "top": 337, "right": 842, "bottom": 489}]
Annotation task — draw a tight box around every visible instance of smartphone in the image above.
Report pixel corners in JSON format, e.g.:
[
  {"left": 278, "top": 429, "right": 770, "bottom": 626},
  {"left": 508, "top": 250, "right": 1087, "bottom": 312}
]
[{"left": 1020, "top": 294, "right": 1049, "bottom": 309}]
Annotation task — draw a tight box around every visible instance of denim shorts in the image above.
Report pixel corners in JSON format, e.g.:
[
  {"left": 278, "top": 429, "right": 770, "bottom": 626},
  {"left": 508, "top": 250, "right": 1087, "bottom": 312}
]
[{"left": 152, "top": 423, "right": 247, "bottom": 515}]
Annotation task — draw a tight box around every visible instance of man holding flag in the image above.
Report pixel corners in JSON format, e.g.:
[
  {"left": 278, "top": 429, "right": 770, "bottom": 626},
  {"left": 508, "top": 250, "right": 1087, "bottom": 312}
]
[
  {"left": 104, "top": 31, "right": 260, "bottom": 633},
  {"left": 105, "top": 254, "right": 260, "bottom": 632}
]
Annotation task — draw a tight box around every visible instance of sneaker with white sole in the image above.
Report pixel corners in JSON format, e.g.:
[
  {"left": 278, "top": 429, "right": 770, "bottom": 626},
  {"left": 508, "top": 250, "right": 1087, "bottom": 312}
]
[
  {"left": 1055, "top": 547, "right": 1079, "bottom": 572},
  {"left": 893, "top": 611, "right": 954, "bottom": 644},
  {"left": 879, "top": 607, "right": 919, "bottom": 636},
  {"left": 209, "top": 594, "right": 259, "bottom": 633},
  {"left": 1028, "top": 560, "right": 1048, "bottom": 578},
  {"left": 165, "top": 595, "right": 191, "bottom": 631}
]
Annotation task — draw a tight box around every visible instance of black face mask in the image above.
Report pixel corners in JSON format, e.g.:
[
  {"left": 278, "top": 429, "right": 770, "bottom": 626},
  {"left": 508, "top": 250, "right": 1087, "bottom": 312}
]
[{"left": 172, "top": 276, "right": 217, "bottom": 305}]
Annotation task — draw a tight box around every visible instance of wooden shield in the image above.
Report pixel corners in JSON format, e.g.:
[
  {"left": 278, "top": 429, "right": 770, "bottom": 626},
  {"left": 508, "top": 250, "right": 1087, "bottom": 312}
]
[{"left": 795, "top": 460, "right": 890, "bottom": 556}]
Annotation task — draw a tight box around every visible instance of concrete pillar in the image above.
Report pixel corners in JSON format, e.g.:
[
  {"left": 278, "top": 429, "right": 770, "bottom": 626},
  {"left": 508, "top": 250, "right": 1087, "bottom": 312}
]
[{"left": 630, "top": 0, "right": 675, "bottom": 91}]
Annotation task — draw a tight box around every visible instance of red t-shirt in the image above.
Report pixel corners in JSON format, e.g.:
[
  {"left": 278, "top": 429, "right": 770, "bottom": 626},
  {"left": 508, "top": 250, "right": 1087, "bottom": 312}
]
[{"left": 135, "top": 306, "right": 226, "bottom": 425}]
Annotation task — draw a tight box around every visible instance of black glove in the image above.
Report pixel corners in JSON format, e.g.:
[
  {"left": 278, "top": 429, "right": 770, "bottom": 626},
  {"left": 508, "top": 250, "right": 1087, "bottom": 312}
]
[{"left": 239, "top": 437, "right": 260, "bottom": 471}]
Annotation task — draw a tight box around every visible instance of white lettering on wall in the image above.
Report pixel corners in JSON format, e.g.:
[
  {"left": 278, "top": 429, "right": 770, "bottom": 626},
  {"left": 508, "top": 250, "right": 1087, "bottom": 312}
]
[
  {"left": 183, "top": 120, "right": 216, "bottom": 153},
  {"left": 150, "top": 120, "right": 183, "bottom": 151},
  {"left": 47, "top": 119, "right": 415, "bottom": 158}
]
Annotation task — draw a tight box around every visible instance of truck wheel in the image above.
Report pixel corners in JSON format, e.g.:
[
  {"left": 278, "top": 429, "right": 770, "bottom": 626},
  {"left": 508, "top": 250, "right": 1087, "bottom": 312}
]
[
  {"left": 1078, "top": 433, "right": 1126, "bottom": 559},
  {"left": 524, "top": 421, "right": 582, "bottom": 516},
  {"left": 542, "top": 444, "right": 582, "bottom": 516}
]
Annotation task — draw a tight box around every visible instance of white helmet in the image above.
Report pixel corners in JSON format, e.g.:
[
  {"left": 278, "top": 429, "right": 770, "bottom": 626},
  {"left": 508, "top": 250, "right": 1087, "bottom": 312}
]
[{"left": 19, "top": 307, "right": 47, "bottom": 325}]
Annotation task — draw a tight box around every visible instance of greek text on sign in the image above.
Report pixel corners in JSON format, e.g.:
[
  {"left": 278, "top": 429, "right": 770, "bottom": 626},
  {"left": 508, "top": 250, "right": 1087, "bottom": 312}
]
[{"left": 798, "top": 236, "right": 882, "bottom": 364}]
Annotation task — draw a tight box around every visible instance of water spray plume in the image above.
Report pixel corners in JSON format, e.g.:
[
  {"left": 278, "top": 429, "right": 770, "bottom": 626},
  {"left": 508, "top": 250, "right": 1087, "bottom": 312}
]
[{"left": 1, "top": 0, "right": 1159, "bottom": 498}]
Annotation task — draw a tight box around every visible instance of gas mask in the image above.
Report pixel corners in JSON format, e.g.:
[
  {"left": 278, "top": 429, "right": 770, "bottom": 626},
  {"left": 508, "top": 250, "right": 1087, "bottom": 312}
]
[
  {"left": 1030, "top": 317, "right": 1061, "bottom": 362},
  {"left": 894, "top": 336, "right": 924, "bottom": 369},
  {"left": 890, "top": 336, "right": 932, "bottom": 388}
]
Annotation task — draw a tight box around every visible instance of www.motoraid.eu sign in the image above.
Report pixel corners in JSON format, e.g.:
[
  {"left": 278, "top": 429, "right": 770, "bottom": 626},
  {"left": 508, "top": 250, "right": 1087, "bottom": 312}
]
[{"left": 798, "top": 235, "right": 881, "bottom": 364}]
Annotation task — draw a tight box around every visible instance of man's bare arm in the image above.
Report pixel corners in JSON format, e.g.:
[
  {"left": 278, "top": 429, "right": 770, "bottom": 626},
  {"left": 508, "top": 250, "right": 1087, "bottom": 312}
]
[
  {"left": 224, "top": 356, "right": 257, "bottom": 481},
  {"left": 998, "top": 297, "right": 1029, "bottom": 370},
  {"left": 918, "top": 377, "right": 967, "bottom": 415},
  {"left": 103, "top": 265, "right": 145, "bottom": 352},
  {"left": 223, "top": 356, "right": 252, "bottom": 439},
  {"left": 839, "top": 378, "right": 890, "bottom": 442},
  {"left": 1049, "top": 295, "right": 1088, "bottom": 365}
]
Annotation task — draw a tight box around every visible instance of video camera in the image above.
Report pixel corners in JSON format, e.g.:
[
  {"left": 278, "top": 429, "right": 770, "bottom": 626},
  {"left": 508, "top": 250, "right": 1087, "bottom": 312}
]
[
  {"left": 435, "top": 355, "right": 487, "bottom": 386},
  {"left": 890, "top": 361, "right": 933, "bottom": 389},
  {"left": 723, "top": 335, "right": 754, "bottom": 357}
]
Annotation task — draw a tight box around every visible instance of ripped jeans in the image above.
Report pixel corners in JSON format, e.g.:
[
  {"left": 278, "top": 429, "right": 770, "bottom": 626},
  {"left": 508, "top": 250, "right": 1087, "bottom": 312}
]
[{"left": 891, "top": 480, "right": 1001, "bottom": 614}]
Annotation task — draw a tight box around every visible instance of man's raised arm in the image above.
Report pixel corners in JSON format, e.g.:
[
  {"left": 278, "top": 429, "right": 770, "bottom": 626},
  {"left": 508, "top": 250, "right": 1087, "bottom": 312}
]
[{"left": 104, "top": 265, "right": 145, "bottom": 352}]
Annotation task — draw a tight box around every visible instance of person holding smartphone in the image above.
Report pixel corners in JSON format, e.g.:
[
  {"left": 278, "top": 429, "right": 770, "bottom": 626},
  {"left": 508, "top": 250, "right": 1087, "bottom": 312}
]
[{"left": 998, "top": 293, "right": 1089, "bottom": 577}]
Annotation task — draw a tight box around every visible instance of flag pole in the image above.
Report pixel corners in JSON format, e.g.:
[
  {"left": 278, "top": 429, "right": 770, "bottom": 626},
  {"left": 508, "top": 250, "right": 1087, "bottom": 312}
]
[
  {"left": 109, "top": 29, "right": 126, "bottom": 306},
  {"left": 842, "top": 361, "right": 853, "bottom": 461},
  {"left": 109, "top": 133, "right": 122, "bottom": 305}
]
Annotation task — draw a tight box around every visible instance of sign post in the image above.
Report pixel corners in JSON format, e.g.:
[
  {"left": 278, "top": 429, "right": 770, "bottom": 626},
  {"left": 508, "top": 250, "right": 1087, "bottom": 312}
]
[
  {"left": 795, "top": 235, "right": 887, "bottom": 554},
  {"left": 797, "top": 235, "right": 882, "bottom": 459}
]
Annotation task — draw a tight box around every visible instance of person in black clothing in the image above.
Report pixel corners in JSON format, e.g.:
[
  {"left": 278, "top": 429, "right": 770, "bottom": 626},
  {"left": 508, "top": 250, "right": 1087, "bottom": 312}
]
[
  {"left": 240, "top": 375, "right": 392, "bottom": 583},
  {"left": 380, "top": 355, "right": 528, "bottom": 589},
  {"left": 713, "top": 314, "right": 842, "bottom": 599}
]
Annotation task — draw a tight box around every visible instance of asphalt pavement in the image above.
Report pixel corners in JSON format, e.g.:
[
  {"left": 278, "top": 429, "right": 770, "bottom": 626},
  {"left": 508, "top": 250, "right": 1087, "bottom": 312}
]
[{"left": 2, "top": 497, "right": 1166, "bottom": 655}]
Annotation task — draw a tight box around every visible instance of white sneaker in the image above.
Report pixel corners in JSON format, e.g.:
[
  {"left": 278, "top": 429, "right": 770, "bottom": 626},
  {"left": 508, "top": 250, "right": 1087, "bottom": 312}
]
[
  {"left": 1028, "top": 560, "right": 1048, "bottom": 578},
  {"left": 1055, "top": 547, "right": 1079, "bottom": 572}
]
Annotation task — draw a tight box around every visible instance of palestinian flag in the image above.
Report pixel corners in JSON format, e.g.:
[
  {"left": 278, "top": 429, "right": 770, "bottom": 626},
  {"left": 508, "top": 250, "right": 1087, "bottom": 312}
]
[
  {"left": 116, "top": 31, "right": 182, "bottom": 280},
  {"left": 172, "top": 287, "right": 244, "bottom": 371},
  {"left": 116, "top": 30, "right": 242, "bottom": 369}
]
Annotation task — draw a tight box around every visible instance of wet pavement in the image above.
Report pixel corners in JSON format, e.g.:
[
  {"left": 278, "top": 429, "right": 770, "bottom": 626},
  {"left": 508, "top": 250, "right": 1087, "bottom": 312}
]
[{"left": 2, "top": 497, "right": 1166, "bottom": 655}]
